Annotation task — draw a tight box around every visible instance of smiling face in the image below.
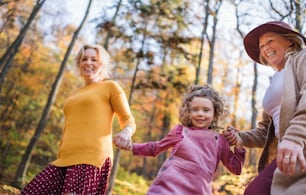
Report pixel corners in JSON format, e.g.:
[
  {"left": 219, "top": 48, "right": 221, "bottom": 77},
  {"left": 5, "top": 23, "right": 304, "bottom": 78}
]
[
  {"left": 259, "top": 32, "right": 292, "bottom": 71},
  {"left": 189, "top": 96, "right": 215, "bottom": 129},
  {"left": 78, "top": 48, "right": 103, "bottom": 84}
]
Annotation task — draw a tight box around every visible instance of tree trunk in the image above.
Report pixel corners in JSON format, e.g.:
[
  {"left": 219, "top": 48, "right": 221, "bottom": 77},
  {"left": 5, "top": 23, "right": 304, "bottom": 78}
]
[
  {"left": 195, "top": 0, "right": 209, "bottom": 84},
  {"left": 206, "top": 0, "right": 222, "bottom": 84},
  {"left": 107, "top": 18, "right": 148, "bottom": 195},
  {"left": 249, "top": 61, "right": 258, "bottom": 165},
  {"left": 103, "top": 0, "right": 122, "bottom": 50},
  {"left": 0, "top": 0, "right": 46, "bottom": 84},
  {"left": 233, "top": 1, "right": 259, "bottom": 166},
  {"left": 13, "top": 0, "right": 93, "bottom": 188}
]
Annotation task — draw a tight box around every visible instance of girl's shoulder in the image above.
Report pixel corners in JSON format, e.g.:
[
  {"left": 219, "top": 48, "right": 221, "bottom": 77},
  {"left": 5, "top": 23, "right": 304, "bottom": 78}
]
[
  {"left": 162, "top": 124, "right": 184, "bottom": 139},
  {"left": 218, "top": 133, "right": 226, "bottom": 140},
  {"left": 172, "top": 124, "right": 184, "bottom": 134}
]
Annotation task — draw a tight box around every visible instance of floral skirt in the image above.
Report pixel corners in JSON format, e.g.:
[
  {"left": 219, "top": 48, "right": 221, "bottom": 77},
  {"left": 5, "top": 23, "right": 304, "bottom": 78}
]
[{"left": 21, "top": 158, "right": 112, "bottom": 195}]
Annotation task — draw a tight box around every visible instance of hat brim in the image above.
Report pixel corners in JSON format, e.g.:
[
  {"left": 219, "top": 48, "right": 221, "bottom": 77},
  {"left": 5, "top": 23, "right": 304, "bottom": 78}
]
[{"left": 244, "top": 23, "right": 306, "bottom": 64}]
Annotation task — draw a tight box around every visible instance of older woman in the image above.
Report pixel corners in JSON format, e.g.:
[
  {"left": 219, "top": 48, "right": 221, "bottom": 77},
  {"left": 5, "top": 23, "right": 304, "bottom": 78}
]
[
  {"left": 21, "top": 44, "right": 136, "bottom": 195},
  {"left": 224, "top": 21, "right": 306, "bottom": 195}
]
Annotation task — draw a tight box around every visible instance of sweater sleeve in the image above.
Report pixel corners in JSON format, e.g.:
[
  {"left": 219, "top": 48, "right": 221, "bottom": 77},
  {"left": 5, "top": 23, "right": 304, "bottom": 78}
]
[
  {"left": 282, "top": 49, "right": 306, "bottom": 147},
  {"left": 239, "top": 111, "right": 271, "bottom": 148},
  {"left": 110, "top": 81, "right": 136, "bottom": 132},
  {"left": 218, "top": 134, "right": 245, "bottom": 175},
  {"left": 132, "top": 125, "right": 184, "bottom": 156}
]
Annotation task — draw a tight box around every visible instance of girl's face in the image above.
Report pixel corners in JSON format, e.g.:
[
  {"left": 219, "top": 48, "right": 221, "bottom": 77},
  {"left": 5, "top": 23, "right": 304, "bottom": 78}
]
[
  {"left": 78, "top": 48, "right": 102, "bottom": 84},
  {"left": 189, "top": 97, "right": 215, "bottom": 129},
  {"left": 259, "top": 32, "right": 291, "bottom": 71}
]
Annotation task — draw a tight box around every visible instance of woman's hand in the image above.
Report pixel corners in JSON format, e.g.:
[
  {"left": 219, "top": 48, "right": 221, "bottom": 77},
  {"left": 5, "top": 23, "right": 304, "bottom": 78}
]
[
  {"left": 113, "top": 127, "right": 133, "bottom": 151},
  {"left": 277, "top": 140, "right": 306, "bottom": 175}
]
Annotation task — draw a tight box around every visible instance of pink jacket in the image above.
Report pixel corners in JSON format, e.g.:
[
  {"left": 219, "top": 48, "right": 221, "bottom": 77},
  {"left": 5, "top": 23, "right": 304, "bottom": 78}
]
[{"left": 133, "top": 125, "right": 245, "bottom": 195}]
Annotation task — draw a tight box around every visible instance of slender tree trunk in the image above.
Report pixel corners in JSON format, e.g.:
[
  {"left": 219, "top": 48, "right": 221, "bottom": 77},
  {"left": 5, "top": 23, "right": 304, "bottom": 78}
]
[
  {"left": 103, "top": 0, "right": 122, "bottom": 81},
  {"left": 234, "top": 1, "right": 258, "bottom": 166},
  {"left": 140, "top": 97, "right": 157, "bottom": 175},
  {"left": 13, "top": 0, "right": 93, "bottom": 188},
  {"left": 0, "top": 0, "right": 46, "bottom": 84},
  {"left": 206, "top": 0, "right": 222, "bottom": 84},
  {"left": 103, "top": 0, "right": 122, "bottom": 50},
  {"left": 157, "top": 111, "right": 170, "bottom": 165},
  {"left": 107, "top": 21, "right": 148, "bottom": 195},
  {"left": 195, "top": 0, "right": 209, "bottom": 84},
  {"left": 102, "top": 1, "right": 125, "bottom": 194},
  {"left": 232, "top": 67, "right": 241, "bottom": 127},
  {"left": 249, "top": 61, "right": 258, "bottom": 165}
]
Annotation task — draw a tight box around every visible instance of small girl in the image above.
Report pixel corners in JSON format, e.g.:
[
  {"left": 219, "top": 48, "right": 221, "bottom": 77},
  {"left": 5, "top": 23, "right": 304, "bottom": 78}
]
[{"left": 114, "top": 84, "right": 245, "bottom": 195}]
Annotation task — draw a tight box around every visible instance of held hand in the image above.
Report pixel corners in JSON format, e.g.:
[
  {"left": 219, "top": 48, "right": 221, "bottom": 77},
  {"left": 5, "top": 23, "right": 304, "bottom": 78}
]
[
  {"left": 223, "top": 126, "right": 240, "bottom": 146},
  {"left": 277, "top": 140, "right": 306, "bottom": 175},
  {"left": 113, "top": 127, "right": 133, "bottom": 151},
  {"left": 235, "top": 133, "right": 243, "bottom": 149}
]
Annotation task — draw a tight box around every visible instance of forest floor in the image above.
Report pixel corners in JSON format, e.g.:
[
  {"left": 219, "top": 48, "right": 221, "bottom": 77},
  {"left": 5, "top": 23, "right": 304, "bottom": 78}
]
[{"left": 0, "top": 184, "right": 20, "bottom": 195}]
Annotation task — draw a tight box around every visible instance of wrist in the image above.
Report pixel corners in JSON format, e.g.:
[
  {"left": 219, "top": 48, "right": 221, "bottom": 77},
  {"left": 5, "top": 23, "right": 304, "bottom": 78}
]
[{"left": 123, "top": 126, "right": 133, "bottom": 136}]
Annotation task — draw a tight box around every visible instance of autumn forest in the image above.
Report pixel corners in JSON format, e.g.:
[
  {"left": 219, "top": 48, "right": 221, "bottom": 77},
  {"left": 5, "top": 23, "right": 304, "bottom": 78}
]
[{"left": 0, "top": 0, "right": 305, "bottom": 194}]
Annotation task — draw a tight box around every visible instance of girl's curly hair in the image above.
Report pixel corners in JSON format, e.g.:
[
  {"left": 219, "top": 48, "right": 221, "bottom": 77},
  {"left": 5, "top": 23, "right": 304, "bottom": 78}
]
[{"left": 179, "top": 84, "right": 228, "bottom": 129}]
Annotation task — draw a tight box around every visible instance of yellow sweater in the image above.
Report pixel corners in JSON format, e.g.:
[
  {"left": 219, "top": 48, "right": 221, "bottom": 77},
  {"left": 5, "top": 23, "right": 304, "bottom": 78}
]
[{"left": 52, "top": 80, "right": 135, "bottom": 168}]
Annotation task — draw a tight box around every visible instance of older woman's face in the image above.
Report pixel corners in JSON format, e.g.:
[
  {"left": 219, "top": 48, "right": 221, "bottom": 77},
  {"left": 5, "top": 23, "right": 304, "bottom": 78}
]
[
  {"left": 259, "top": 32, "right": 292, "bottom": 71},
  {"left": 78, "top": 48, "right": 102, "bottom": 82}
]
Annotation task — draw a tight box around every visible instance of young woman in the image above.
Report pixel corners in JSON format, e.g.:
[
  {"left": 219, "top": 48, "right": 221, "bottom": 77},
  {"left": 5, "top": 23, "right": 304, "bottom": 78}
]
[{"left": 21, "top": 44, "right": 136, "bottom": 195}]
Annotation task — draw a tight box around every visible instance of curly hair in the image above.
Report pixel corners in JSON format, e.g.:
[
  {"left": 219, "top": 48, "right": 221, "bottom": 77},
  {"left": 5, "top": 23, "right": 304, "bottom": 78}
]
[{"left": 179, "top": 84, "right": 228, "bottom": 129}]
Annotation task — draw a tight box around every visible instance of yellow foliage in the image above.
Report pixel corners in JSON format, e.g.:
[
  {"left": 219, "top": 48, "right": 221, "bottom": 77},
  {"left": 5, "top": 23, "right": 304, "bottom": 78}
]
[{"left": 0, "top": 184, "right": 20, "bottom": 194}]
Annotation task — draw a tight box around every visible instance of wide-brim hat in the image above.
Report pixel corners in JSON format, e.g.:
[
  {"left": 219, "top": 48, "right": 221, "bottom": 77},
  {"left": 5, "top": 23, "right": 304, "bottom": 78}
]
[{"left": 244, "top": 21, "right": 306, "bottom": 64}]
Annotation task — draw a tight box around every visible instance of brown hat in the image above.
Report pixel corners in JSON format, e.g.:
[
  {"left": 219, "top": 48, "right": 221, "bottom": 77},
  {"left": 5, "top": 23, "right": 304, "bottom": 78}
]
[{"left": 244, "top": 21, "right": 306, "bottom": 64}]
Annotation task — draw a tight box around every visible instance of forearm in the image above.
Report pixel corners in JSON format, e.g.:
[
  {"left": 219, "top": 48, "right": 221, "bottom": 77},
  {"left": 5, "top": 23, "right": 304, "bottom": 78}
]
[
  {"left": 240, "top": 111, "right": 271, "bottom": 148},
  {"left": 133, "top": 142, "right": 160, "bottom": 156}
]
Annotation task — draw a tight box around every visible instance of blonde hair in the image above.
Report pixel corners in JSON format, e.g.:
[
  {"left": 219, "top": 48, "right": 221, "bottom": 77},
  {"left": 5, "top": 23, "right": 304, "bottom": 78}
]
[
  {"left": 179, "top": 84, "right": 228, "bottom": 129},
  {"left": 75, "top": 44, "right": 113, "bottom": 80},
  {"left": 259, "top": 33, "right": 305, "bottom": 65}
]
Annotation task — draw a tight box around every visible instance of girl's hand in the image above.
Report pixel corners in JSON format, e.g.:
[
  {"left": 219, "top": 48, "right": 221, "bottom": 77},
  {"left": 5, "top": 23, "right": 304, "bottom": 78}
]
[
  {"left": 223, "top": 126, "right": 240, "bottom": 146},
  {"left": 113, "top": 127, "right": 133, "bottom": 151}
]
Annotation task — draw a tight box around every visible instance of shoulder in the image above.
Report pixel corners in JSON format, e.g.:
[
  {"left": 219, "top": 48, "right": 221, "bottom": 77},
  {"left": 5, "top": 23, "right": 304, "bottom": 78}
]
[
  {"left": 174, "top": 124, "right": 184, "bottom": 132},
  {"left": 99, "top": 80, "right": 124, "bottom": 91},
  {"left": 217, "top": 133, "right": 228, "bottom": 145},
  {"left": 289, "top": 49, "right": 306, "bottom": 80},
  {"left": 167, "top": 124, "right": 184, "bottom": 136},
  {"left": 291, "top": 49, "right": 306, "bottom": 64},
  {"left": 218, "top": 133, "right": 226, "bottom": 140},
  {"left": 100, "top": 79, "right": 119, "bottom": 86},
  {"left": 297, "top": 48, "right": 306, "bottom": 56},
  {"left": 176, "top": 124, "right": 184, "bottom": 132}
]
